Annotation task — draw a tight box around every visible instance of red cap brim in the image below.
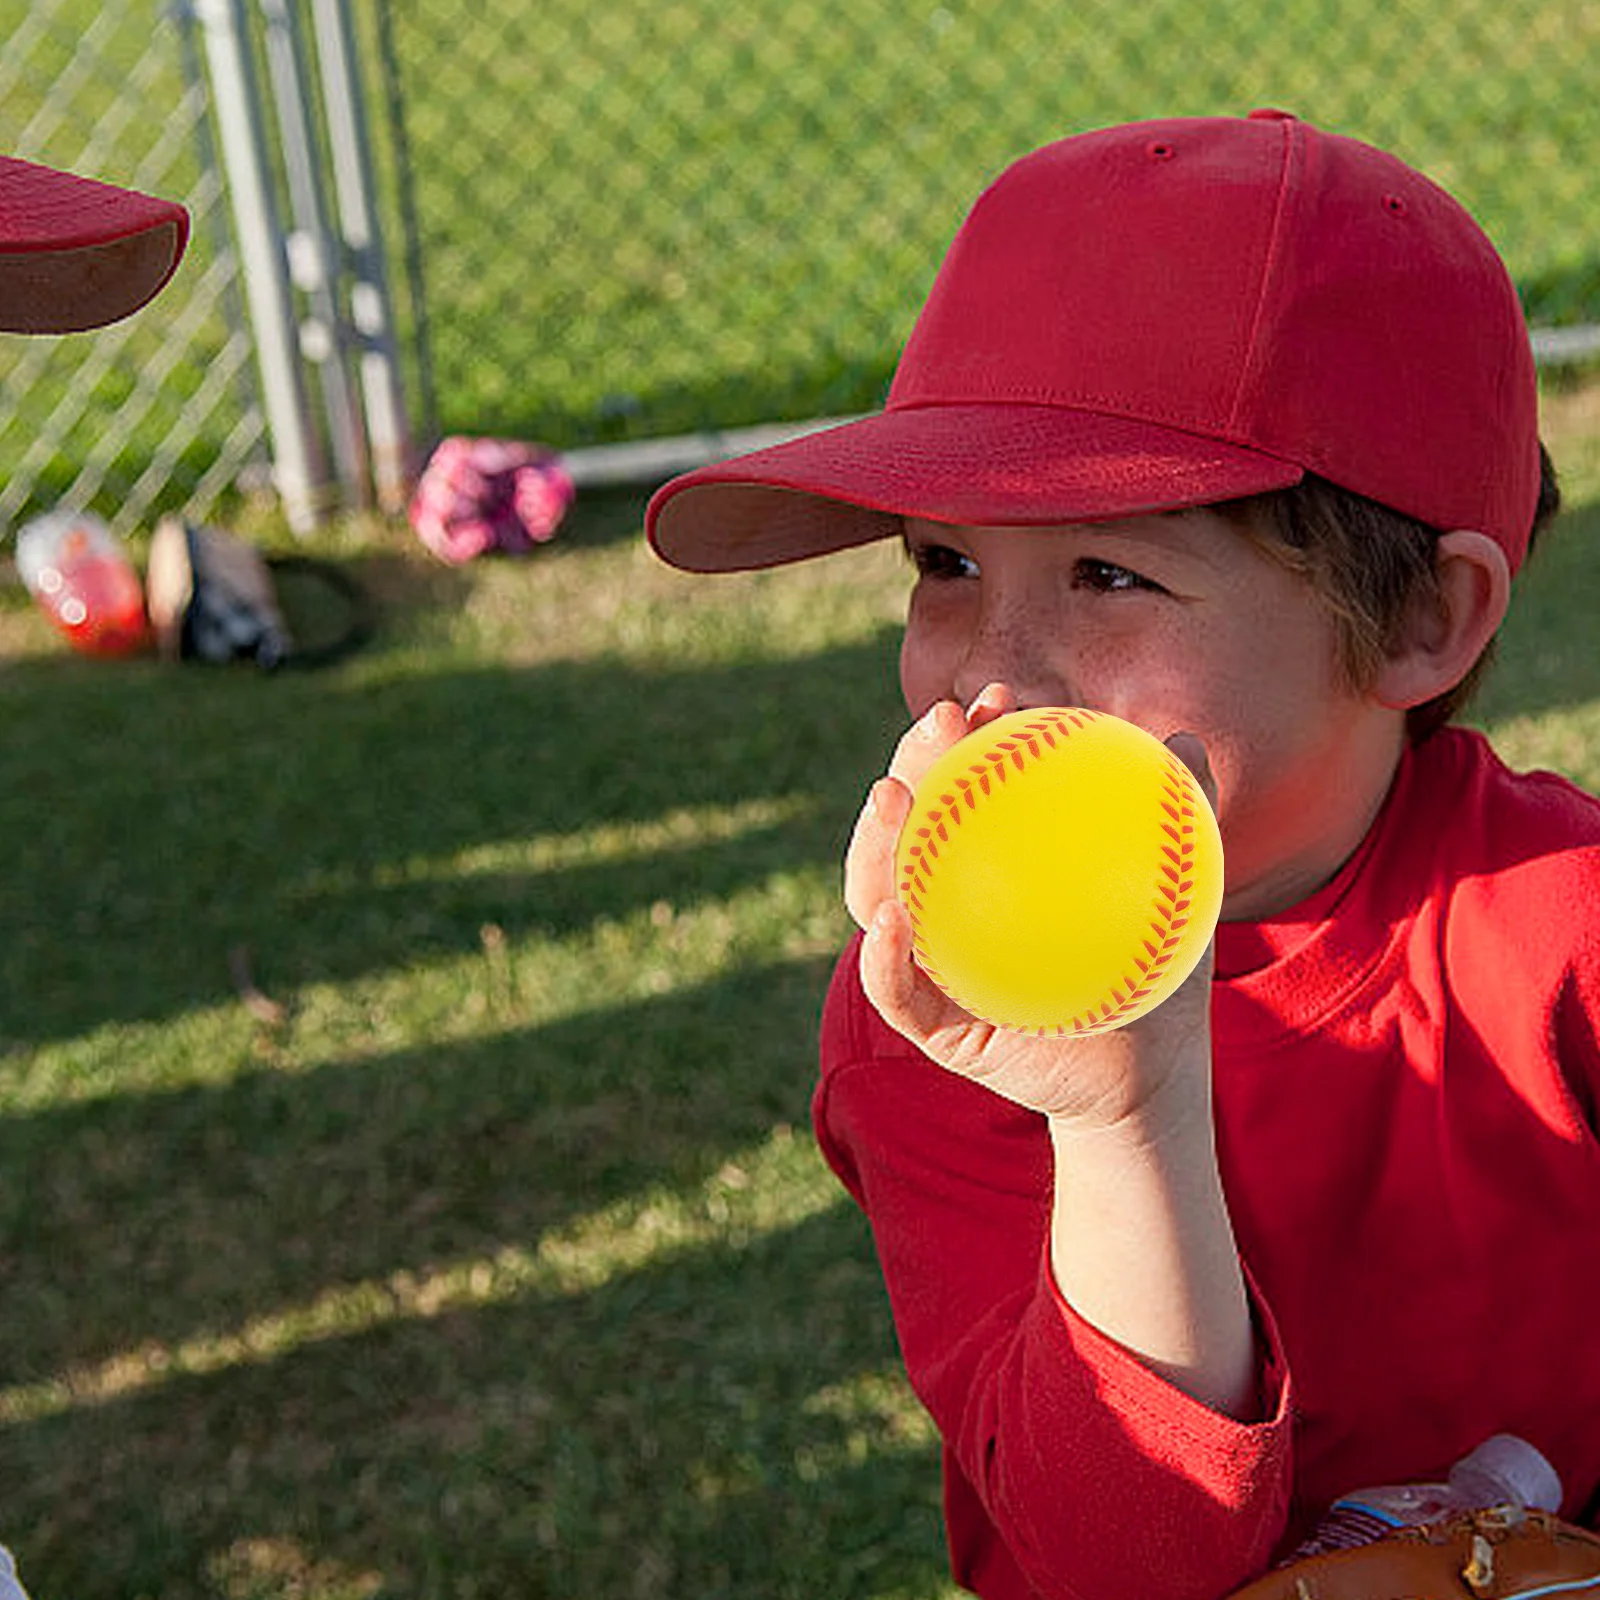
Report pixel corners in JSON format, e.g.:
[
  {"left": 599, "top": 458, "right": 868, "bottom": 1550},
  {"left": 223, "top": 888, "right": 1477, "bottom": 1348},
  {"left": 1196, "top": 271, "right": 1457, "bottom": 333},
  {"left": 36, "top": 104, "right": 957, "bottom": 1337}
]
[
  {"left": 647, "top": 403, "right": 1306, "bottom": 572},
  {"left": 1, "top": 155, "right": 190, "bottom": 334}
]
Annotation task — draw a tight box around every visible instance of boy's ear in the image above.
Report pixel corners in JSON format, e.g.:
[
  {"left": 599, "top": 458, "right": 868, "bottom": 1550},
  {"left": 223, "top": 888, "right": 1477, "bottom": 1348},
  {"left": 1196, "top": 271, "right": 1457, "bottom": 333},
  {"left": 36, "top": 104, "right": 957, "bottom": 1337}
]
[{"left": 1371, "top": 531, "right": 1511, "bottom": 710}]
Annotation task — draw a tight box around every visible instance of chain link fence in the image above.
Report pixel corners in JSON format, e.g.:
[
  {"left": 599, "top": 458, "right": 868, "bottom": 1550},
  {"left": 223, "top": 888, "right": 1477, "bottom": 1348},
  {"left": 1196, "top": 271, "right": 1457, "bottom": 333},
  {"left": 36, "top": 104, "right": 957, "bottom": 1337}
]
[
  {"left": 5, "top": 0, "right": 1599, "bottom": 541},
  {"left": 0, "top": 0, "right": 270, "bottom": 541},
  {"left": 371, "top": 0, "right": 1600, "bottom": 458}
]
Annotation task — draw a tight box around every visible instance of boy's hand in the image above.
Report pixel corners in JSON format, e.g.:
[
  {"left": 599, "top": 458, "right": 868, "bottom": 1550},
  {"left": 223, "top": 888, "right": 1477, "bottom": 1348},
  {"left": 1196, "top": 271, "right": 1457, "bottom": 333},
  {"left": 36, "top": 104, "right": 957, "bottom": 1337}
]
[
  {"left": 844, "top": 683, "right": 1217, "bottom": 1135},
  {"left": 847, "top": 685, "right": 1255, "bottom": 1416}
]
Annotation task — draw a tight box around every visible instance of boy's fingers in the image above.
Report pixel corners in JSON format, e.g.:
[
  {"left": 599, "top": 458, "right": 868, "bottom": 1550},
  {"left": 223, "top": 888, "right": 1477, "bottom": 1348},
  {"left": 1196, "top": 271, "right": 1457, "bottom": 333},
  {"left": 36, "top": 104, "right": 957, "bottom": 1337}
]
[
  {"left": 1159, "top": 733, "right": 1221, "bottom": 1011},
  {"left": 887, "top": 685, "right": 1019, "bottom": 791},
  {"left": 852, "top": 688, "right": 1020, "bottom": 934},
  {"left": 844, "top": 775, "right": 911, "bottom": 930},
  {"left": 887, "top": 698, "right": 968, "bottom": 790},
  {"left": 963, "top": 681, "right": 1017, "bottom": 730},
  {"left": 859, "top": 899, "right": 953, "bottom": 1043},
  {"left": 846, "top": 702, "right": 962, "bottom": 934}
]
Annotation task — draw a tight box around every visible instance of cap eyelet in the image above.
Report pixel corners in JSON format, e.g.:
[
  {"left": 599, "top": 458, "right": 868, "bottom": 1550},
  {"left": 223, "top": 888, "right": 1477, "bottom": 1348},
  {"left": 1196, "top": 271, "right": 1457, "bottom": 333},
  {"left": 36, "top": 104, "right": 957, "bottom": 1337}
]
[
  {"left": 1383, "top": 194, "right": 1408, "bottom": 217},
  {"left": 1148, "top": 141, "right": 1176, "bottom": 161}
]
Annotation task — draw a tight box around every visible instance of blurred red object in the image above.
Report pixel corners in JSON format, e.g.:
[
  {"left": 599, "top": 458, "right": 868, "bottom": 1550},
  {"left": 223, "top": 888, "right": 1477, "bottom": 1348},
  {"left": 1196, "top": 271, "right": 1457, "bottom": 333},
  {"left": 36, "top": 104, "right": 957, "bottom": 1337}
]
[{"left": 15, "top": 511, "right": 151, "bottom": 657}]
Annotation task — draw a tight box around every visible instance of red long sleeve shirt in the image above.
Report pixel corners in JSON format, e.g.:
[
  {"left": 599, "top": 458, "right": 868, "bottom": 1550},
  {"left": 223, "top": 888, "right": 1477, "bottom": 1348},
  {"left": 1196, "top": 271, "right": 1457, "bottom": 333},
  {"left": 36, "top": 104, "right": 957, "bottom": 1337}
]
[{"left": 813, "top": 727, "right": 1600, "bottom": 1600}]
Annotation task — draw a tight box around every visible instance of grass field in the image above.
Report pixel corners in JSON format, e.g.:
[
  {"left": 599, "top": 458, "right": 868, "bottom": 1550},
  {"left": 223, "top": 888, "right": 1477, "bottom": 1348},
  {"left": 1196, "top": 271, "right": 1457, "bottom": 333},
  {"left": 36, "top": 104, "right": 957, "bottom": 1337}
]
[{"left": 2, "top": 374, "right": 1599, "bottom": 1598}]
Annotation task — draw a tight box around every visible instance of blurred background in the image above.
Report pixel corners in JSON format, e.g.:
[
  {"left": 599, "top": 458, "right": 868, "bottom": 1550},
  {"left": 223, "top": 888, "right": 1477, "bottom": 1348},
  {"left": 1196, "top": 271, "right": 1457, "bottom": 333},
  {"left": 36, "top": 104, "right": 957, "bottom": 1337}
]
[{"left": 3, "top": 0, "right": 1599, "bottom": 538}]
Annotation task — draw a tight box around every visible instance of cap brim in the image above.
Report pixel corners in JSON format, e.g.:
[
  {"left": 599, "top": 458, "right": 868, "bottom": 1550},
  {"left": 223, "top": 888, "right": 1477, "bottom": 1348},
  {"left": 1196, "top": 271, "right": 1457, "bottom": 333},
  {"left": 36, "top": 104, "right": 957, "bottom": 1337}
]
[
  {"left": 1, "top": 156, "right": 190, "bottom": 333},
  {"left": 646, "top": 404, "right": 1307, "bottom": 572}
]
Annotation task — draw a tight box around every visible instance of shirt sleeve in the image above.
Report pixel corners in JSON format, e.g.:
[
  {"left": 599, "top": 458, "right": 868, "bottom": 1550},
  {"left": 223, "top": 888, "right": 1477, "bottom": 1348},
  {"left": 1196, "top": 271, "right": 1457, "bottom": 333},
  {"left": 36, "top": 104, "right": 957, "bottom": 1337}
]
[{"left": 814, "top": 940, "right": 1295, "bottom": 1600}]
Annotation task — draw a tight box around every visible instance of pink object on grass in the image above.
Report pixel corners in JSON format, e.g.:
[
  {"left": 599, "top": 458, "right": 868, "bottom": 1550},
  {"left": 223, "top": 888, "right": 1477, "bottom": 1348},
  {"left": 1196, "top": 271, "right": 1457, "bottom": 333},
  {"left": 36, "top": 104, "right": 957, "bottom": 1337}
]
[{"left": 408, "top": 436, "right": 574, "bottom": 564}]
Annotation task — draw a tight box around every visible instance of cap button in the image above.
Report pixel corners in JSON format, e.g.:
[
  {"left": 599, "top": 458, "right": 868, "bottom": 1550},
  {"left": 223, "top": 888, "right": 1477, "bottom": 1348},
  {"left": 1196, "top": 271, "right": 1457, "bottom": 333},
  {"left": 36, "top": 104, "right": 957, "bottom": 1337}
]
[{"left": 1247, "top": 107, "right": 1298, "bottom": 122}]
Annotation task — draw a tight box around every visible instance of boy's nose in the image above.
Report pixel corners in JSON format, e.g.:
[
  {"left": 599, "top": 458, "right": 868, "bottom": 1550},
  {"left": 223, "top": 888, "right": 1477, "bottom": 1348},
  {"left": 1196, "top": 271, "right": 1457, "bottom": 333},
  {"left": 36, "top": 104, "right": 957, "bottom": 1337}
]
[{"left": 950, "top": 605, "right": 1068, "bottom": 710}]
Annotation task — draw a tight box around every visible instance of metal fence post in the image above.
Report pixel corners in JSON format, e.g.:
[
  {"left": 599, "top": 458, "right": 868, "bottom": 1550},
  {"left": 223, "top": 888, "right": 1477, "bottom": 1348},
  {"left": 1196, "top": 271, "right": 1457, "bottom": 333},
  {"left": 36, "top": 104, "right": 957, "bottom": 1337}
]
[
  {"left": 258, "top": 0, "right": 371, "bottom": 510},
  {"left": 312, "top": 0, "right": 414, "bottom": 514},
  {"left": 192, "top": 0, "right": 327, "bottom": 532}
]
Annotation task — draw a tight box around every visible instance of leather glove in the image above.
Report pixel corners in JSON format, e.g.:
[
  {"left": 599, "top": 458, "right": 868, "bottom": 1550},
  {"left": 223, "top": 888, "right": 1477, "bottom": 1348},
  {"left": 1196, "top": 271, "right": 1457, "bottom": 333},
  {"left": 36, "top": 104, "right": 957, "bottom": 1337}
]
[{"left": 1223, "top": 1506, "right": 1600, "bottom": 1598}]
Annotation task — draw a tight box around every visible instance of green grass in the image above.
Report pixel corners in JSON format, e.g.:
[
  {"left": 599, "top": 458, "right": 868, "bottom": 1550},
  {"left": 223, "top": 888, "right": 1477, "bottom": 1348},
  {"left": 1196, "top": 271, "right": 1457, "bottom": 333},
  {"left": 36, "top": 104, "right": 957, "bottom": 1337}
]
[
  {"left": 0, "top": 488, "right": 957, "bottom": 1598},
  {"left": 385, "top": 0, "right": 1600, "bottom": 445},
  {"left": 3, "top": 378, "right": 1600, "bottom": 1598}
]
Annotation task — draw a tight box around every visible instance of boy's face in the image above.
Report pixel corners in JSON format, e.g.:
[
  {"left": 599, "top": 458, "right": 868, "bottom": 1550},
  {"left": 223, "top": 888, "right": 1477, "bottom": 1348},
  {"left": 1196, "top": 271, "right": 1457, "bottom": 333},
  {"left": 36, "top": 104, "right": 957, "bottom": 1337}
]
[{"left": 898, "top": 511, "right": 1405, "bottom": 920}]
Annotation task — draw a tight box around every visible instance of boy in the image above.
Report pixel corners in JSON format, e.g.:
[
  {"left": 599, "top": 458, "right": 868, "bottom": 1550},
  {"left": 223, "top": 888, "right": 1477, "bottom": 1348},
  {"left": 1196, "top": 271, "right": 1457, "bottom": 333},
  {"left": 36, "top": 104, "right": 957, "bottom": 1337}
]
[
  {"left": 2, "top": 148, "right": 189, "bottom": 1600},
  {"left": 643, "top": 112, "right": 1600, "bottom": 1598}
]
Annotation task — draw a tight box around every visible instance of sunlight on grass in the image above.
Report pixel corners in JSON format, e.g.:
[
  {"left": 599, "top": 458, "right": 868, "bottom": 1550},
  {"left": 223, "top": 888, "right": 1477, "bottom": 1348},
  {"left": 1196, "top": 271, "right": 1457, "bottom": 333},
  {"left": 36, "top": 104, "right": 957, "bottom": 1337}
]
[
  {"left": 3, "top": 845, "right": 846, "bottom": 1113},
  {"left": 1542, "top": 380, "right": 1600, "bottom": 490},
  {"left": 279, "top": 864, "right": 847, "bottom": 1057},
  {"left": 206, "top": 1542, "right": 384, "bottom": 1600},
  {"left": 0, "top": 1005, "right": 262, "bottom": 1114},
  {"left": 206, "top": 1538, "right": 384, "bottom": 1600},
  {"left": 0, "top": 1123, "right": 836, "bottom": 1427},
  {"left": 797, "top": 1369, "right": 942, "bottom": 1478},
  {"left": 295, "top": 795, "right": 817, "bottom": 893},
  {"left": 1482, "top": 700, "right": 1600, "bottom": 792},
  {"left": 456, "top": 534, "right": 907, "bottom": 669}
]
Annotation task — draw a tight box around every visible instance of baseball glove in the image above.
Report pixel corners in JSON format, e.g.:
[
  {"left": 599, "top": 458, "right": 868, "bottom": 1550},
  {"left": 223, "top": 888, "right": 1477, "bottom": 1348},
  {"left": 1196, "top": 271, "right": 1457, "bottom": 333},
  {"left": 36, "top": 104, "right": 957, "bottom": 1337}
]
[{"left": 1223, "top": 1506, "right": 1600, "bottom": 1599}]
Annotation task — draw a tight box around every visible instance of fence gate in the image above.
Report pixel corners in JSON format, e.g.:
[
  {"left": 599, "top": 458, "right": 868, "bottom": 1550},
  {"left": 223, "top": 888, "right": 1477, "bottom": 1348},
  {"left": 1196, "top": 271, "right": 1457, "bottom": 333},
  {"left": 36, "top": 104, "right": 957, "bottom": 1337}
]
[
  {"left": 2, "top": 0, "right": 411, "bottom": 544},
  {"left": 1, "top": 0, "right": 268, "bottom": 540}
]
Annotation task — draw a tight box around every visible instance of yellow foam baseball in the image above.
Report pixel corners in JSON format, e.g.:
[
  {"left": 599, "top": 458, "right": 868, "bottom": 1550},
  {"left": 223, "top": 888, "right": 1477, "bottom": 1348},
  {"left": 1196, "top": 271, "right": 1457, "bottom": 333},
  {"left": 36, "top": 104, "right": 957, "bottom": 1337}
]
[{"left": 894, "top": 708, "right": 1223, "bottom": 1036}]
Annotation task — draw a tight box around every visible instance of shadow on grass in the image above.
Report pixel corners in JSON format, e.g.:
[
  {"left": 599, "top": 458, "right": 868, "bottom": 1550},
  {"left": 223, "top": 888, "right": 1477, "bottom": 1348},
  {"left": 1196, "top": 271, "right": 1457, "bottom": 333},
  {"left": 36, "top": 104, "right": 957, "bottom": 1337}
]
[
  {"left": 4, "top": 955, "right": 951, "bottom": 1596},
  {"left": 1, "top": 591, "right": 940, "bottom": 1595},
  {"left": 0, "top": 630, "right": 905, "bottom": 1048},
  {"left": 2, "top": 960, "right": 841, "bottom": 1380},
  {"left": 557, "top": 483, "right": 661, "bottom": 549},
  {"left": 7, "top": 1197, "right": 948, "bottom": 1600}
]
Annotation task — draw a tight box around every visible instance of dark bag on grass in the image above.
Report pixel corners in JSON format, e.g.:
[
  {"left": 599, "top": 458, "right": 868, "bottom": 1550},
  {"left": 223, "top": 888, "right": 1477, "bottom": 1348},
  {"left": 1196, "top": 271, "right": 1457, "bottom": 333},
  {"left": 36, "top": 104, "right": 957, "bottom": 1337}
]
[
  {"left": 147, "top": 515, "right": 290, "bottom": 667},
  {"left": 147, "top": 516, "right": 369, "bottom": 670}
]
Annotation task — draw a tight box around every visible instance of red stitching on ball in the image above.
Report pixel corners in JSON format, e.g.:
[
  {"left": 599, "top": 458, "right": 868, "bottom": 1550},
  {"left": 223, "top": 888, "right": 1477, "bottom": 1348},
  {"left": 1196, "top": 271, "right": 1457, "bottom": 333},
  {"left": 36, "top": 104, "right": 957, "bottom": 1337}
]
[{"left": 1091, "top": 753, "right": 1202, "bottom": 1028}]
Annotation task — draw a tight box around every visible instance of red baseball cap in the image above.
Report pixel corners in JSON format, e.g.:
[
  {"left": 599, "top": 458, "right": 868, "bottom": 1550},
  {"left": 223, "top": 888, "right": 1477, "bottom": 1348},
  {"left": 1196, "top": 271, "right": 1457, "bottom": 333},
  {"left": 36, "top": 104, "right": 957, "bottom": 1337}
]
[
  {"left": 646, "top": 110, "right": 1542, "bottom": 574},
  {"left": 1, "top": 154, "right": 189, "bottom": 334}
]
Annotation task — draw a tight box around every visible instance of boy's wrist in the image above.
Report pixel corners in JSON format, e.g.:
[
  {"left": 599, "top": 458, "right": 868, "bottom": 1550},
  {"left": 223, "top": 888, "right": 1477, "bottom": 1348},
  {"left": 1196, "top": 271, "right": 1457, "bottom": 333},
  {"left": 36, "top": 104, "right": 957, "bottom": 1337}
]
[
  {"left": 1044, "top": 1036, "right": 1257, "bottom": 1420},
  {"left": 1038, "top": 1005, "right": 1213, "bottom": 1143}
]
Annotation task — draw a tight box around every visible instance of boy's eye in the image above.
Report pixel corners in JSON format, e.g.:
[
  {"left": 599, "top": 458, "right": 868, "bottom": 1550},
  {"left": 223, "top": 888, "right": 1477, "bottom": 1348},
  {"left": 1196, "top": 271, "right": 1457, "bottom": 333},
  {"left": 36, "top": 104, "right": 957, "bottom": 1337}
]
[
  {"left": 1072, "top": 557, "right": 1161, "bottom": 594},
  {"left": 908, "top": 542, "right": 979, "bottom": 581}
]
